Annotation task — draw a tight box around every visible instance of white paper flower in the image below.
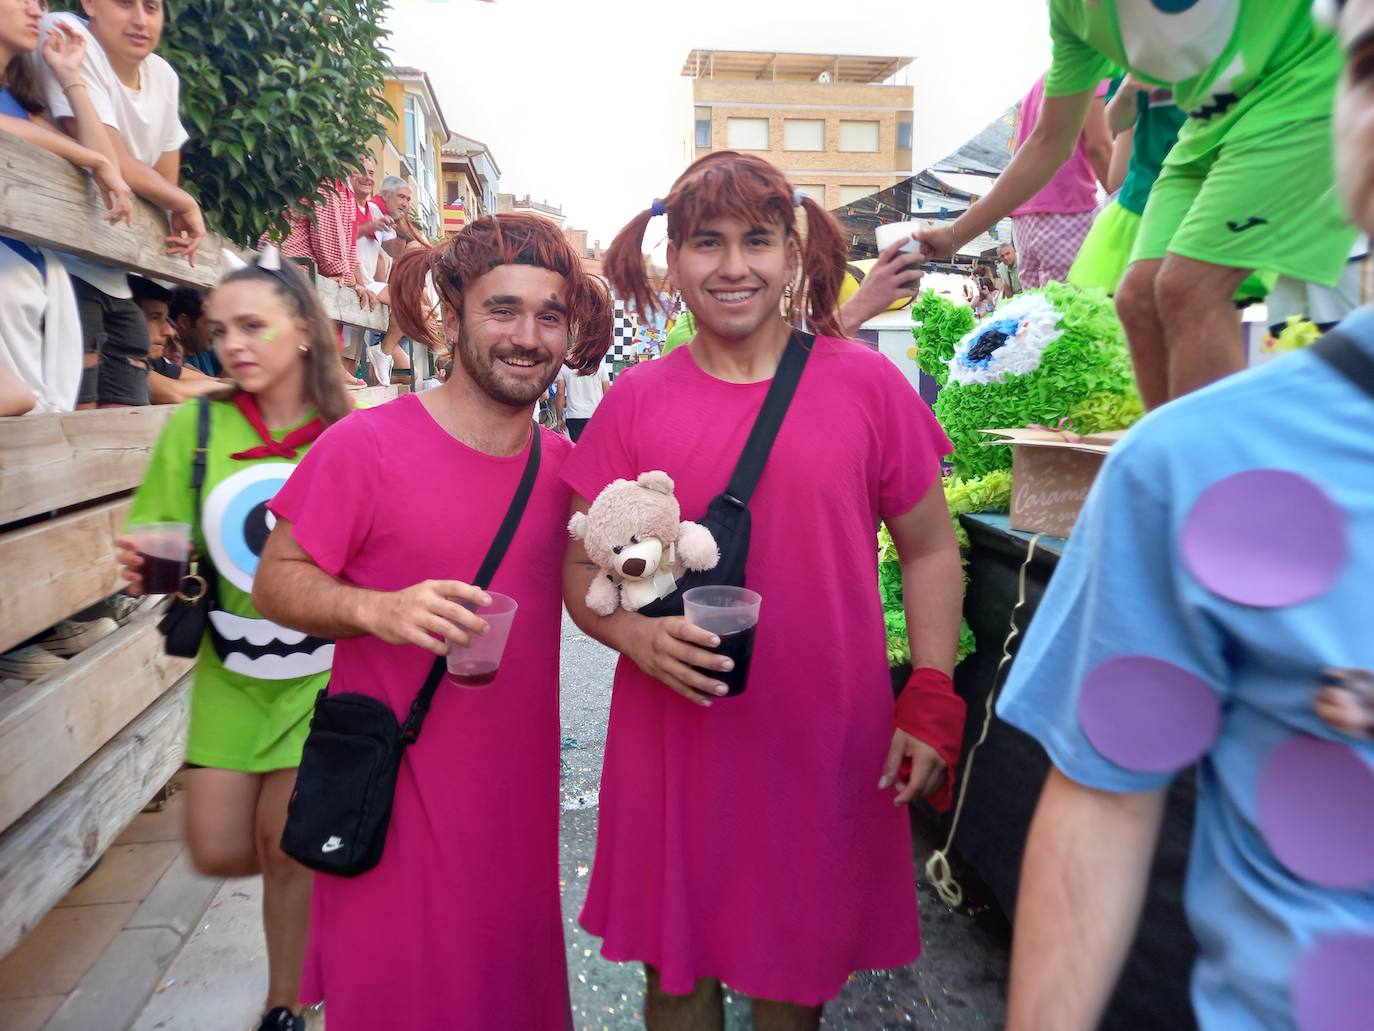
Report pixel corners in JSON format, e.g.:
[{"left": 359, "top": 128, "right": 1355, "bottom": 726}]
[{"left": 947, "top": 293, "right": 1063, "bottom": 387}]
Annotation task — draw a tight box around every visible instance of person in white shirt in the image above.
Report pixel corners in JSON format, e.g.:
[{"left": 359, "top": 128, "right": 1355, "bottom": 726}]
[
  {"left": 33, "top": 0, "right": 205, "bottom": 407},
  {"left": 555, "top": 363, "right": 610, "bottom": 441}
]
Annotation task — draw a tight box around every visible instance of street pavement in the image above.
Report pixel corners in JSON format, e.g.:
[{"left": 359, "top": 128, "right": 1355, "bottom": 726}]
[{"left": 135, "top": 614, "right": 1009, "bottom": 1029}]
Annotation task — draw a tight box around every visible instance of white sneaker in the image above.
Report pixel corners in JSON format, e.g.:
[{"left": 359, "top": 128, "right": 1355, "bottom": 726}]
[{"left": 366, "top": 345, "right": 393, "bottom": 387}]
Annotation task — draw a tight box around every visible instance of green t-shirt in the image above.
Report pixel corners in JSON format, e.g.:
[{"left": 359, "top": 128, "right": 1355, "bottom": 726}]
[
  {"left": 662, "top": 309, "right": 695, "bottom": 356},
  {"left": 1117, "top": 88, "right": 1189, "bottom": 215},
  {"left": 127, "top": 398, "right": 333, "bottom": 767},
  {"left": 1045, "top": 0, "right": 1342, "bottom": 163}
]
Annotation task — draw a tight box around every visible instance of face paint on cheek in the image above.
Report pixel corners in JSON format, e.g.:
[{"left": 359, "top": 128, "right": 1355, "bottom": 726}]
[{"left": 261, "top": 330, "right": 277, "bottom": 343}]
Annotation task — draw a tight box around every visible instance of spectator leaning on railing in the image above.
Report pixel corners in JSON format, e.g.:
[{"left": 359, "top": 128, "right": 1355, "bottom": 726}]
[
  {"left": 129, "top": 276, "right": 224, "bottom": 405},
  {"left": 1, "top": 0, "right": 134, "bottom": 415},
  {"left": 32, "top": 1, "right": 205, "bottom": 408},
  {"left": 170, "top": 285, "right": 223, "bottom": 377}
]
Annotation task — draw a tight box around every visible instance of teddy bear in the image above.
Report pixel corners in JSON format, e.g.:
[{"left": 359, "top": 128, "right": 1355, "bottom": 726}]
[{"left": 569, "top": 471, "right": 720, "bottom": 615}]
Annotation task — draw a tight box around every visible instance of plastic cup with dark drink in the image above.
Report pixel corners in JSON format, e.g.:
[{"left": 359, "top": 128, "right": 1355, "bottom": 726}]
[
  {"left": 446, "top": 592, "right": 518, "bottom": 688},
  {"left": 683, "top": 586, "right": 762, "bottom": 697},
  {"left": 127, "top": 522, "right": 192, "bottom": 595}
]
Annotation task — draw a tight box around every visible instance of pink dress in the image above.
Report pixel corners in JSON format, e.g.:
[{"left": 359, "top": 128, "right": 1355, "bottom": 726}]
[
  {"left": 562, "top": 338, "right": 952, "bottom": 1005},
  {"left": 269, "top": 394, "right": 572, "bottom": 1030}
]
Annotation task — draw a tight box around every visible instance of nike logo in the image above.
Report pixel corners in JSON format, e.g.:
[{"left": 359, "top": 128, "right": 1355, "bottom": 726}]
[
  {"left": 1227, "top": 217, "right": 1269, "bottom": 234},
  {"left": 321, "top": 836, "right": 344, "bottom": 853}
]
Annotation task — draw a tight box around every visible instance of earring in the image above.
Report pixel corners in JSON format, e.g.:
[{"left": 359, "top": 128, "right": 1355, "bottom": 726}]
[{"left": 298, "top": 344, "right": 308, "bottom": 353}]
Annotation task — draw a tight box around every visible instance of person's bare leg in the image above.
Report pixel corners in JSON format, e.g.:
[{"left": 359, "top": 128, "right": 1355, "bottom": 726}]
[
  {"left": 644, "top": 965, "right": 723, "bottom": 1031},
  {"left": 182, "top": 767, "right": 261, "bottom": 877},
  {"left": 1155, "top": 254, "right": 1252, "bottom": 401},
  {"left": 381, "top": 315, "right": 412, "bottom": 378},
  {"left": 256, "top": 767, "right": 313, "bottom": 1013},
  {"left": 1114, "top": 259, "right": 1169, "bottom": 411},
  {"left": 751, "top": 996, "right": 824, "bottom": 1031}
]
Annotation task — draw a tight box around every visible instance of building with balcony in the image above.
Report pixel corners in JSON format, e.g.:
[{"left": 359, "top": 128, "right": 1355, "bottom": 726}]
[
  {"left": 376, "top": 66, "right": 452, "bottom": 239},
  {"left": 683, "top": 50, "right": 914, "bottom": 212},
  {"left": 497, "top": 193, "right": 565, "bottom": 228},
  {"left": 440, "top": 134, "right": 501, "bottom": 238}
]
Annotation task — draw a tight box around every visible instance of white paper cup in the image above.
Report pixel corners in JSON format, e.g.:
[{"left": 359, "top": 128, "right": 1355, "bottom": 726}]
[{"left": 875, "top": 220, "right": 929, "bottom": 254}]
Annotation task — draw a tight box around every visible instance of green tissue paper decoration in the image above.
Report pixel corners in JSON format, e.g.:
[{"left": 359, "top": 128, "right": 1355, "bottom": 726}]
[{"left": 879, "top": 284, "right": 1142, "bottom": 668}]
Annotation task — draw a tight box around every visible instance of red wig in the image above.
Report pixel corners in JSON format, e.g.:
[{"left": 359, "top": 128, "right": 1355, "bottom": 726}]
[
  {"left": 390, "top": 213, "right": 614, "bottom": 374},
  {"left": 603, "top": 151, "right": 849, "bottom": 340}
]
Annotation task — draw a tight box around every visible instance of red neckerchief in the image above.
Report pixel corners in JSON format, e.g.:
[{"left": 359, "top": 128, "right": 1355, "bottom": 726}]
[{"left": 228, "top": 391, "right": 325, "bottom": 461}]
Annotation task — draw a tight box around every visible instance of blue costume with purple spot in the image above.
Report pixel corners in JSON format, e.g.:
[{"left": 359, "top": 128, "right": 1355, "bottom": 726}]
[{"left": 998, "top": 308, "right": 1374, "bottom": 1029}]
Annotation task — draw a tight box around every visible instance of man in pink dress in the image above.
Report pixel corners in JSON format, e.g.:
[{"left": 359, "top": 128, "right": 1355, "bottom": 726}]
[
  {"left": 562, "top": 151, "right": 967, "bottom": 1029},
  {"left": 1011, "top": 74, "right": 1113, "bottom": 288},
  {"left": 252, "top": 213, "right": 613, "bottom": 1029}
]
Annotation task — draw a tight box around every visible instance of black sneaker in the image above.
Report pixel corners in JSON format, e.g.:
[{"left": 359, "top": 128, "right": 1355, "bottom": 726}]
[{"left": 256, "top": 1008, "right": 305, "bottom": 1031}]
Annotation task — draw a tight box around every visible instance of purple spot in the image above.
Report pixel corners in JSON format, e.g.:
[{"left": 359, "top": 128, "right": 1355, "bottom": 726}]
[
  {"left": 1181, "top": 470, "right": 1346, "bottom": 607},
  {"left": 1257, "top": 736, "right": 1374, "bottom": 889},
  {"left": 1078, "top": 656, "right": 1221, "bottom": 773},
  {"left": 1292, "top": 933, "right": 1374, "bottom": 1030}
]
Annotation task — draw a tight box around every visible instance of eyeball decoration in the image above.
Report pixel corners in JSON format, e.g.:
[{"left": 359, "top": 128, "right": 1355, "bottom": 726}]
[
  {"left": 947, "top": 293, "right": 1065, "bottom": 388},
  {"left": 913, "top": 281, "right": 1143, "bottom": 482}
]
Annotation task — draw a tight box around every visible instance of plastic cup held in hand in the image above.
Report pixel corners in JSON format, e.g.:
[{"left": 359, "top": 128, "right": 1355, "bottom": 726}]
[
  {"left": 127, "top": 522, "right": 192, "bottom": 595},
  {"left": 683, "top": 586, "right": 762, "bottom": 697},
  {"left": 874, "top": 220, "right": 930, "bottom": 255},
  {"left": 446, "top": 592, "right": 518, "bottom": 688}
]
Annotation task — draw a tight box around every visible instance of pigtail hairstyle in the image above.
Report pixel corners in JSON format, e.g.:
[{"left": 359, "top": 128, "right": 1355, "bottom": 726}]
[
  {"left": 605, "top": 151, "right": 850, "bottom": 340},
  {"left": 388, "top": 242, "right": 444, "bottom": 351},
  {"left": 220, "top": 261, "right": 353, "bottom": 426},
  {"left": 794, "top": 194, "right": 848, "bottom": 340},
  {"left": 391, "top": 213, "right": 614, "bottom": 374}
]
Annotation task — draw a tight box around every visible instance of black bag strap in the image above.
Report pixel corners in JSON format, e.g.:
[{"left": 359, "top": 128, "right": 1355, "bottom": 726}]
[
  {"left": 401, "top": 428, "right": 542, "bottom": 745},
  {"left": 188, "top": 396, "right": 211, "bottom": 547},
  {"left": 1311, "top": 330, "right": 1374, "bottom": 401},
  {"left": 722, "top": 330, "right": 812, "bottom": 508}
]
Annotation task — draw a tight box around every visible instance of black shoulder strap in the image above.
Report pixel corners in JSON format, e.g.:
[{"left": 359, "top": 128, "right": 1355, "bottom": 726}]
[
  {"left": 723, "top": 330, "right": 812, "bottom": 507},
  {"left": 1311, "top": 330, "right": 1374, "bottom": 401},
  {"left": 402, "top": 428, "right": 542, "bottom": 745},
  {"left": 190, "top": 396, "right": 211, "bottom": 518}
]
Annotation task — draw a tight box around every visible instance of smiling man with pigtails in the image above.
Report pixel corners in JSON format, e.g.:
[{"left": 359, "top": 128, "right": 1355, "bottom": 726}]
[{"left": 561, "top": 151, "right": 967, "bottom": 1030}]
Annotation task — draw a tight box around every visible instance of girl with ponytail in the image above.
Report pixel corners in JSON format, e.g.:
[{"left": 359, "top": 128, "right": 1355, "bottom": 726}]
[{"left": 563, "top": 152, "right": 966, "bottom": 1026}]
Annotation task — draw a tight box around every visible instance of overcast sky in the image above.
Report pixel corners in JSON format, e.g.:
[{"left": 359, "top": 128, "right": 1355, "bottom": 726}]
[{"left": 383, "top": 0, "right": 1051, "bottom": 247}]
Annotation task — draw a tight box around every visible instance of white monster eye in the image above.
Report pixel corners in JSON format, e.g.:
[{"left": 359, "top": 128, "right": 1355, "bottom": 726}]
[
  {"left": 947, "top": 294, "right": 1064, "bottom": 387},
  {"left": 202, "top": 463, "right": 294, "bottom": 593},
  {"left": 1116, "top": 0, "right": 1239, "bottom": 82}
]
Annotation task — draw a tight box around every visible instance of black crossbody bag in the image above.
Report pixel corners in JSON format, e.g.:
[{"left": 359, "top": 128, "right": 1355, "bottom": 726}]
[
  {"left": 280, "top": 429, "right": 542, "bottom": 877},
  {"left": 159, "top": 397, "right": 220, "bottom": 657},
  {"left": 636, "top": 330, "right": 811, "bottom": 618}
]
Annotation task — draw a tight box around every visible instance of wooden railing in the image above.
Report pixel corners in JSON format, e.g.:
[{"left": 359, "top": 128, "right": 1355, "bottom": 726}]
[
  {"left": 0, "top": 130, "right": 388, "bottom": 331},
  {"left": 0, "top": 133, "right": 398, "bottom": 957}
]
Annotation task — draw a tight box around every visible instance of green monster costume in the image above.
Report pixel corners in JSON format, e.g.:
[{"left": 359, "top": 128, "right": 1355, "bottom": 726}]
[
  {"left": 878, "top": 284, "right": 1144, "bottom": 666},
  {"left": 127, "top": 399, "right": 332, "bottom": 771},
  {"left": 1047, "top": 0, "right": 1355, "bottom": 286}
]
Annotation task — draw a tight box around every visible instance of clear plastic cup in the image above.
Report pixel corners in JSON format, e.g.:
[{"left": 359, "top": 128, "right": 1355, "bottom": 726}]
[
  {"left": 683, "top": 586, "right": 762, "bottom": 697},
  {"left": 875, "top": 220, "right": 929, "bottom": 254},
  {"left": 446, "top": 592, "right": 518, "bottom": 688},
  {"left": 127, "top": 522, "right": 192, "bottom": 595}
]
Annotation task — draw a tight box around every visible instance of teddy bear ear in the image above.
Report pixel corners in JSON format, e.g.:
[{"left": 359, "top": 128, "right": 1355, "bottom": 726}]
[
  {"left": 637, "top": 470, "right": 675, "bottom": 495},
  {"left": 568, "top": 512, "right": 588, "bottom": 539}
]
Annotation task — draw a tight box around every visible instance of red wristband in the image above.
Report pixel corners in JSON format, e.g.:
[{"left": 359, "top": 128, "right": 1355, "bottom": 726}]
[{"left": 892, "top": 667, "right": 967, "bottom": 812}]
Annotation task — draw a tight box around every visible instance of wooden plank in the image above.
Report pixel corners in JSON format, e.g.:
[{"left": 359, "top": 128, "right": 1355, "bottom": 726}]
[
  {"left": 0, "top": 676, "right": 188, "bottom": 958},
  {"left": 0, "top": 612, "right": 191, "bottom": 832},
  {"left": 0, "top": 131, "right": 387, "bottom": 328},
  {"left": 0, "top": 130, "right": 225, "bottom": 289},
  {"left": 350, "top": 384, "right": 402, "bottom": 408},
  {"left": 317, "top": 274, "right": 389, "bottom": 331},
  {"left": 0, "top": 407, "right": 175, "bottom": 527},
  {"left": 0, "top": 498, "right": 130, "bottom": 653}
]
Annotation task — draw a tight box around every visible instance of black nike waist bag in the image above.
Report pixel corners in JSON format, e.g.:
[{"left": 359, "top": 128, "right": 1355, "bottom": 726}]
[
  {"left": 635, "top": 330, "right": 810, "bottom": 619},
  {"left": 280, "top": 431, "right": 541, "bottom": 877}
]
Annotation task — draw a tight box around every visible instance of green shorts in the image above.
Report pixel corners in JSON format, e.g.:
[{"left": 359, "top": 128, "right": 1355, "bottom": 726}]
[{"left": 1132, "top": 118, "right": 1357, "bottom": 288}]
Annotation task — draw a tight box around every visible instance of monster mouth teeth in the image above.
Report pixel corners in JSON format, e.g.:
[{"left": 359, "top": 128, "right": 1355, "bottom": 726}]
[{"left": 208, "top": 610, "right": 334, "bottom": 678}]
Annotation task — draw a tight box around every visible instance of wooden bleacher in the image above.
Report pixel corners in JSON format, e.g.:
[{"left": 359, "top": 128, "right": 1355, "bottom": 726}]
[{"left": 0, "top": 129, "right": 397, "bottom": 957}]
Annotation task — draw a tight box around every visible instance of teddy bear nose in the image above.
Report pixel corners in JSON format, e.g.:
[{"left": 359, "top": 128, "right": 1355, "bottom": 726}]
[{"left": 620, "top": 557, "right": 647, "bottom": 577}]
